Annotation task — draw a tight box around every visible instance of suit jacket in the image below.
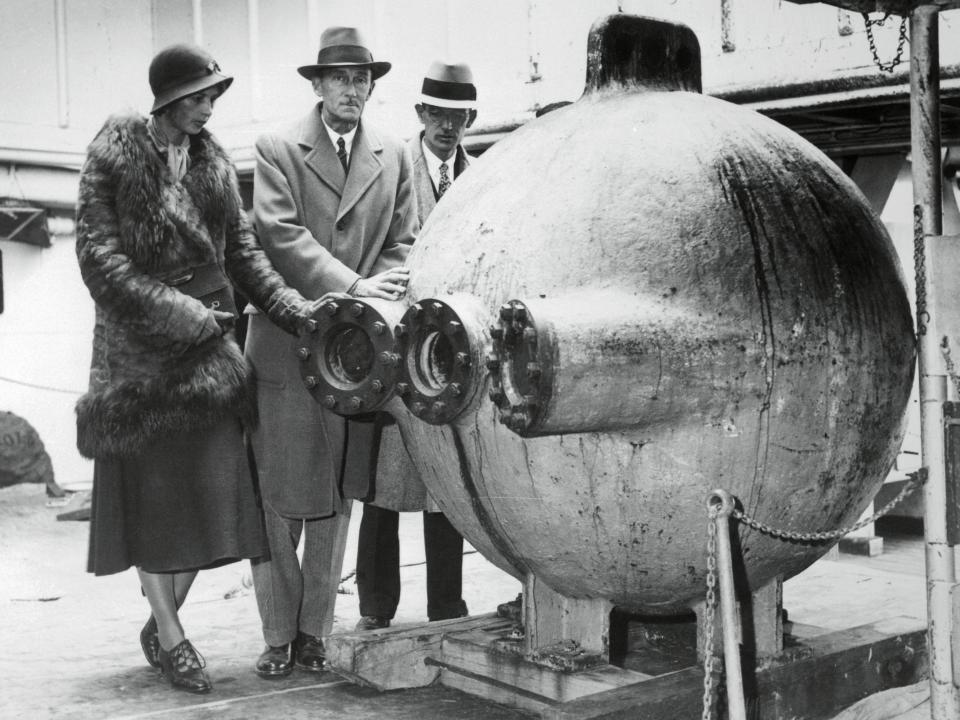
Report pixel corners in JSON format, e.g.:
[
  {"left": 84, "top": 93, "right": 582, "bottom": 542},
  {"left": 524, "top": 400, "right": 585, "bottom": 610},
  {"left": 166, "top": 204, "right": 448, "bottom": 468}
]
[
  {"left": 247, "top": 105, "right": 418, "bottom": 518},
  {"left": 365, "top": 136, "right": 473, "bottom": 512},
  {"left": 409, "top": 134, "right": 471, "bottom": 226}
]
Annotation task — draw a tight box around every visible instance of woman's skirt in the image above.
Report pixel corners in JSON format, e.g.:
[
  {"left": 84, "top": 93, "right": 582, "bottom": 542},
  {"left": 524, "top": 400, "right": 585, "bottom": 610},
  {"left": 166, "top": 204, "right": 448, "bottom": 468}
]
[{"left": 87, "top": 416, "right": 266, "bottom": 576}]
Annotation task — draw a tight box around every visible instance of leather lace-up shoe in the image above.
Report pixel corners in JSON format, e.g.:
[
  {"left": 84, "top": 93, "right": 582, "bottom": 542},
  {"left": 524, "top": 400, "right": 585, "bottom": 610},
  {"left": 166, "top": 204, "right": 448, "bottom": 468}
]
[
  {"left": 158, "top": 639, "right": 211, "bottom": 694},
  {"left": 355, "top": 615, "right": 391, "bottom": 631},
  {"left": 295, "top": 632, "right": 325, "bottom": 672},
  {"left": 140, "top": 617, "right": 160, "bottom": 668},
  {"left": 256, "top": 643, "right": 295, "bottom": 678}
]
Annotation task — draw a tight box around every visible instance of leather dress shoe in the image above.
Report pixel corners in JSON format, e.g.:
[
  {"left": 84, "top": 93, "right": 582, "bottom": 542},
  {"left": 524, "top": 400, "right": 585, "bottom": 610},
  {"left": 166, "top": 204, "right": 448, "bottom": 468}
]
[
  {"left": 355, "top": 615, "right": 391, "bottom": 631},
  {"left": 158, "top": 639, "right": 211, "bottom": 694},
  {"left": 255, "top": 643, "right": 295, "bottom": 678},
  {"left": 140, "top": 617, "right": 160, "bottom": 668},
  {"left": 295, "top": 632, "right": 325, "bottom": 672}
]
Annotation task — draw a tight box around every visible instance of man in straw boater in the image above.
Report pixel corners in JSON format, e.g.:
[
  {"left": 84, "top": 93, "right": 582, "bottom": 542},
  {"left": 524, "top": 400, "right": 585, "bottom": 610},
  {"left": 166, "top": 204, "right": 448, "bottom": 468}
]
[
  {"left": 245, "top": 26, "right": 417, "bottom": 677},
  {"left": 353, "top": 61, "right": 478, "bottom": 632}
]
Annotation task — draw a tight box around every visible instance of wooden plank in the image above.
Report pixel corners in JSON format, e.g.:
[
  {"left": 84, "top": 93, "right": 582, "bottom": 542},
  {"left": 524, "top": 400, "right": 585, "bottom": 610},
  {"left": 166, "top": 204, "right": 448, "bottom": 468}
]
[
  {"left": 324, "top": 613, "right": 512, "bottom": 691},
  {"left": 441, "top": 628, "right": 651, "bottom": 707},
  {"left": 546, "top": 617, "right": 926, "bottom": 720},
  {"left": 543, "top": 667, "right": 708, "bottom": 720}
]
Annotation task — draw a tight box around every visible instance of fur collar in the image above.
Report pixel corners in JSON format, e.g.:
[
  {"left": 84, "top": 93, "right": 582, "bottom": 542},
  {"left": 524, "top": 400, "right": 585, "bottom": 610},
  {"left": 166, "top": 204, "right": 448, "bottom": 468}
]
[{"left": 85, "top": 113, "right": 241, "bottom": 271}]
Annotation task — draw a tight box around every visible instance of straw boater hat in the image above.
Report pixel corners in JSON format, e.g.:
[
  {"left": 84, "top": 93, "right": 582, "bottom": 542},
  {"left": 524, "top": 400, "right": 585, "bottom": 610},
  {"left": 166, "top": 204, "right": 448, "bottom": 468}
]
[
  {"left": 297, "top": 27, "right": 391, "bottom": 80},
  {"left": 149, "top": 44, "right": 233, "bottom": 114},
  {"left": 419, "top": 61, "right": 477, "bottom": 110}
]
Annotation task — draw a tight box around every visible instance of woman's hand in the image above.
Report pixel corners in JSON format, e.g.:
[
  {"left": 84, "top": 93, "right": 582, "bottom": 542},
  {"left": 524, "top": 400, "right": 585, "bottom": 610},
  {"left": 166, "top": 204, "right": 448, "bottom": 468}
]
[
  {"left": 212, "top": 310, "right": 236, "bottom": 333},
  {"left": 352, "top": 267, "right": 410, "bottom": 300}
]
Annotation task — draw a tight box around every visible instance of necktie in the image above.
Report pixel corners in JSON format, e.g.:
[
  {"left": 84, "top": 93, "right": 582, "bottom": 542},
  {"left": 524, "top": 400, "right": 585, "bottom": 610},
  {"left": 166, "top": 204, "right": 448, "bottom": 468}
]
[
  {"left": 337, "top": 137, "right": 349, "bottom": 173},
  {"left": 438, "top": 162, "right": 451, "bottom": 197}
]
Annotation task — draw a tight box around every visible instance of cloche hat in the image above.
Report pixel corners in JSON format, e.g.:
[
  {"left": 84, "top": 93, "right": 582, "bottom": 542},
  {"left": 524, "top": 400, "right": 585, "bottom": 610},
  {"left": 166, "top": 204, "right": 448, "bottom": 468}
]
[
  {"left": 149, "top": 44, "right": 233, "bottom": 114},
  {"left": 297, "top": 27, "right": 391, "bottom": 80},
  {"left": 419, "top": 61, "right": 477, "bottom": 110}
]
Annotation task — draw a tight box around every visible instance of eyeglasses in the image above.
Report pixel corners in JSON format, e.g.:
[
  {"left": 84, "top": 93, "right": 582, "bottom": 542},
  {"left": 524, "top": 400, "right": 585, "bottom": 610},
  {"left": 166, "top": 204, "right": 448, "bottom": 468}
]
[
  {"left": 323, "top": 70, "right": 371, "bottom": 90},
  {"left": 424, "top": 106, "right": 470, "bottom": 127}
]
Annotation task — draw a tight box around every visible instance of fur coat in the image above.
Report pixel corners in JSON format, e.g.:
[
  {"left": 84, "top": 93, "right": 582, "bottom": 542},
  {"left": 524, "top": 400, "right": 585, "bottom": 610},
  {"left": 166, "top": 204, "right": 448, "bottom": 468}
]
[{"left": 75, "top": 113, "right": 309, "bottom": 459}]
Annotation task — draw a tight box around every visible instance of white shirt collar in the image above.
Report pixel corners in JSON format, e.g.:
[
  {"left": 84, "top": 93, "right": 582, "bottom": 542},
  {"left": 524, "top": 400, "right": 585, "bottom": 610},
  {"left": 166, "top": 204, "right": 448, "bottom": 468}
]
[
  {"left": 322, "top": 115, "right": 358, "bottom": 161},
  {"left": 421, "top": 140, "right": 457, "bottom": 190}
]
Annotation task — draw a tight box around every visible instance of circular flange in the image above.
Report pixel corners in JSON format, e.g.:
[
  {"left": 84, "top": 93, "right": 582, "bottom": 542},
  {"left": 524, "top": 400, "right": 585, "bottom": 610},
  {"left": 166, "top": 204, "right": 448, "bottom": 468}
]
[
  {"left": 487, "top": 300, "right": 551, "bottom": 435},
  {"left": 297, "top": 298, "right": 401, "bottom": 415},
  {"left": 395, "top": 299, "right": 476, "bottom": 424}
]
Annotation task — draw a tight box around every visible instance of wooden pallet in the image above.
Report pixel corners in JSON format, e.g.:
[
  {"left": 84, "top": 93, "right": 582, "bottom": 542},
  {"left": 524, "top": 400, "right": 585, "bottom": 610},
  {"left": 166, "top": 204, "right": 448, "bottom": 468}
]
[{"left": 325, "top": 612, "right": 927, "bottom": 719}]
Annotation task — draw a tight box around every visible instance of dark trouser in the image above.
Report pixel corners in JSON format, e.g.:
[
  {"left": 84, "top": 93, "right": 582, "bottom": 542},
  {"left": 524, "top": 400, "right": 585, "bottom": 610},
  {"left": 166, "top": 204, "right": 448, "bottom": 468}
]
[{"left": 355, "top": 503, "right": 468, "bottom": 621}]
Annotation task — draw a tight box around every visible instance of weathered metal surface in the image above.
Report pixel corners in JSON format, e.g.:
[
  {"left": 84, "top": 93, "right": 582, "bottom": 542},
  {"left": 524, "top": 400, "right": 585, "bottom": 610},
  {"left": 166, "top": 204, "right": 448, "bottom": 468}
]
[
  {"left": 397, "top": 15, "right": 914, "bottom": 612},
  {"left": 302, "top": 14, "right": 916, "bottom": 614}
]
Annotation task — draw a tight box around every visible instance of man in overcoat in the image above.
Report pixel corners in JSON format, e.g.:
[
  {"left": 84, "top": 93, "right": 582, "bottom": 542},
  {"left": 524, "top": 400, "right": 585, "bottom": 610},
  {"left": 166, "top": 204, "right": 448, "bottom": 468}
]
[
  {"left": 245, "top": 26, "right": 417, "bottom": 677},
  {"left": 354, "top": 61, "right": 478, "bottom": 631}
]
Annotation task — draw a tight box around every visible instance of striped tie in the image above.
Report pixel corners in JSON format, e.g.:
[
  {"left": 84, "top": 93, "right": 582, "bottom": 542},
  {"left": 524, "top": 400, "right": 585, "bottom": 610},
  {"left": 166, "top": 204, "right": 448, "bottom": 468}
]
[
  {"left": 438, "top": 162, "right": 451, "bottom": 197},
  {"left": 337, "top": 137, "right": 348, "bottom": 173}
]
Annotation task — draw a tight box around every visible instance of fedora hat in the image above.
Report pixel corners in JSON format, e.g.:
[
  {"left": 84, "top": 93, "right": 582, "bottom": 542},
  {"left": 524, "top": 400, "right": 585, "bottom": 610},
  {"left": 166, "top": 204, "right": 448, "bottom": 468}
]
[
  {"left": 419, "top": 61, "right": 477, "bottom": 109},
  {"left": 297, "top": 27, "right": 391, "bottom": 80},
  {"left": 149, "top": 44, "right": 233, "bottom": 114}
]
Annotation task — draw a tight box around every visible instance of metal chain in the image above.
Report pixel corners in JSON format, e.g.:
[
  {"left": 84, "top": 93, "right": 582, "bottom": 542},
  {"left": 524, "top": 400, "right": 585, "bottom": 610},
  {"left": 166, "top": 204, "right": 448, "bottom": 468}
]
[
  {"left": 733, "top": 469, "right": 925, "bottom": 543},
  {"left": 702, "top": 504, "right": 719, "bottom": 720},
  {"left": 914, "top": 206, "right": 929, "bottom": 336},
  {"left": 700, "top": 469, "right": 924, "bottom": 718},
  {"left": 862, "top": 12, "right": 909, "bottom": 74}
]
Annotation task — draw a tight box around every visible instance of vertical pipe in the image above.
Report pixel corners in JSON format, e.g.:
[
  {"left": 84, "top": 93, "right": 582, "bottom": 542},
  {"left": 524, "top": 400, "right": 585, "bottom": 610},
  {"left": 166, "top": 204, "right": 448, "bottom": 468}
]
[
  {"left": 710, "top": 490, "right": 747, "bottom": 720},
  {"left": 54, "top": 0, "right": 68, "bottom": 128},
  {"left": 911, "top": 6, "right": 960, "bottom": 718}
]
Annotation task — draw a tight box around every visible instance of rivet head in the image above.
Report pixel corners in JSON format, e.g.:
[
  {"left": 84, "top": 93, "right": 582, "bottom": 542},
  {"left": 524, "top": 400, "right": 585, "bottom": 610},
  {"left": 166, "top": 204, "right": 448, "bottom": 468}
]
[
  {"left": 499, "top": 304, "right": 514, "bottom": 321},
  {"left": 324, "top": 302, "right": 338, "bottom": 316},
  {"left": 411, "top": 401, "right": 425, "bottom": 416},
  {"left": 449, "top": 383, "right": 462, "bottom": 397},
  {"left": 296, "top": 347, "right": 311, "bottom": 360},
  {"left": 486, "top": 355, "right": 500, "bottom": 371},
  {"left": 448, "top": 320, "right": 463, "bottom": 334},
  {"left": 350, "top": 303, "right": 365, "bottom": 317},
  {"left": 371, "top": 379, "right": 384, "bottom": 393},
  {"left": 349, "top": 396, "right": 363, "bottom": 410},
  {"left": 526, "top": 362, "right": 541, "bottom": 378},
  {"left": 321, "top": 395, "right": 336, "bottom": 409},
  {"left": 372, "top": 321, "right": 386, "bottom": 335},
  {"left": 304, "top": 375, "right": 319, "bottom": 388},
  {"left": 305, "top": 319, "right": 318, "bottom": 333},
  {"left": 490, "top": 326, "right": 504, "bottom": 340},
  {"left": 396, "top": 382, "right": 410, "bottom": 396},
  {"left": 455, "top": 352, "right": 470, "bottom": 367},
  {"left": 395, "top": 323, "right": 408, "bottom": 337},
  {"left": 431, "top": 302, "right": 444, "bottom": 314},
  {"left": 432, "top": 401, "right": 446, "bottom": 415},
  {"left": 411, "top": 304, "right": 423, "bottom": 318},
  {"left": 514, "top": 306, "right": 528, "bottom": 322}
]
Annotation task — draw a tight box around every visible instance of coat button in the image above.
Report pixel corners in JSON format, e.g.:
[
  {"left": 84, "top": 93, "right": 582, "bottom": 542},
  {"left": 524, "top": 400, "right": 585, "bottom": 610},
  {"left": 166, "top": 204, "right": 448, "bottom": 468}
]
[{"left": 336, "top": 220, "right": 345, "bottom": 231}]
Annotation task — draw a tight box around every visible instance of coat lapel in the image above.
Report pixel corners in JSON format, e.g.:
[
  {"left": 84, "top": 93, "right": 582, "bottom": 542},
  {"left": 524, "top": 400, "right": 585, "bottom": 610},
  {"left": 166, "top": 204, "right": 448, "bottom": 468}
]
[
  {"left": 410, "top": 135, "right": 437, "bottom": 223},
  {"left": 337, "top": 121, "right": 383, "bottom": 222},
  {"left": 299, "top": 106, "right": 346, "bottom": 197}
]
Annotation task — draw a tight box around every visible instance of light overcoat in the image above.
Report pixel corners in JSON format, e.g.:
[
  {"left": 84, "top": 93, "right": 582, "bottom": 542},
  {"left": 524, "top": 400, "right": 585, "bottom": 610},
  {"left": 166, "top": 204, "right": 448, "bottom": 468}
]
[
  {"left": 247, "top": 104, "right": 417, "bottom": 519},
  {"left": 364, "top": 136, "right": 472, "bottom": 512}
]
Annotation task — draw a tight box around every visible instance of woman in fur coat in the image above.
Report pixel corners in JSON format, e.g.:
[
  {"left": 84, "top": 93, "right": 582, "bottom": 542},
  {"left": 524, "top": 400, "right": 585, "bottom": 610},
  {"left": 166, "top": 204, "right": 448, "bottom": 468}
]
[{"left": 75, "top": 44, "right": 313, "bottom": 694}]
